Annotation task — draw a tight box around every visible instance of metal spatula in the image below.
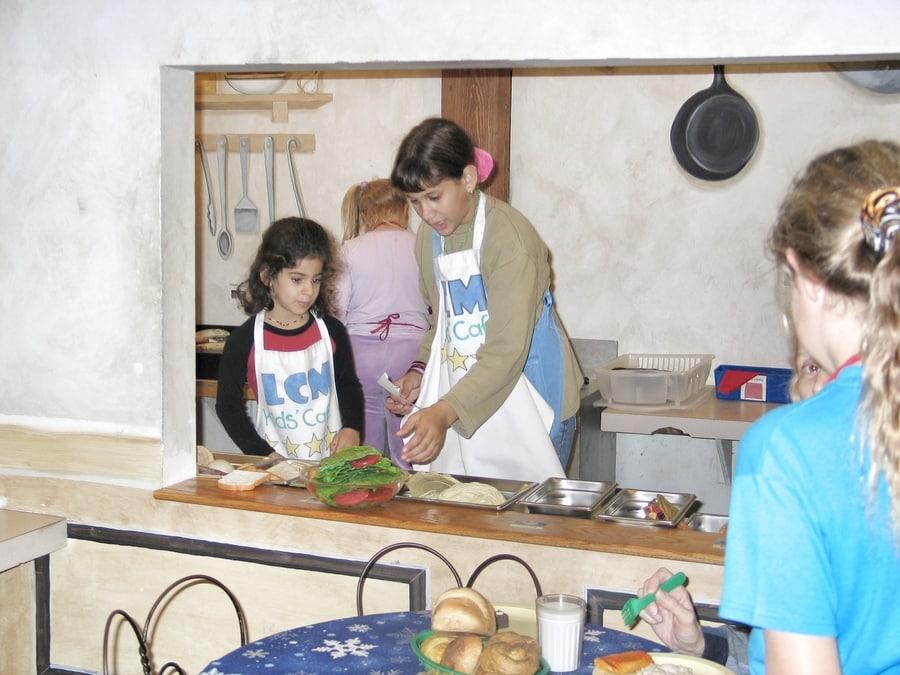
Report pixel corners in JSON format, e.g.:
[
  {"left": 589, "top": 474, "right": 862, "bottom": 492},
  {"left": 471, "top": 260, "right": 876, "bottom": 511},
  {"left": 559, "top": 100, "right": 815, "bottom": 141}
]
[{"left": 234, "top": 136, "right": 258, "bottom": 232}]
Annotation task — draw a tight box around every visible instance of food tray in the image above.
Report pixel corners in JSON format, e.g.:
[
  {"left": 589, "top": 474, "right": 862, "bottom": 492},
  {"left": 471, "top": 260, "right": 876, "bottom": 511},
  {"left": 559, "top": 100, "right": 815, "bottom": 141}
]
[
  {"left": 520, "top": 478, "right": 617, "bottom": 517},
  {"left": 594, "top": 488, "right": 696, "bottom": 527},
  {"left": 394, "top": 472, "right": 537, "bottom": 511},
  {"left": 594, "top": 353, "right": 714, "bottom": 407},
  {"left": 687, "top": 512, "right": 729, "bottom": 534}
]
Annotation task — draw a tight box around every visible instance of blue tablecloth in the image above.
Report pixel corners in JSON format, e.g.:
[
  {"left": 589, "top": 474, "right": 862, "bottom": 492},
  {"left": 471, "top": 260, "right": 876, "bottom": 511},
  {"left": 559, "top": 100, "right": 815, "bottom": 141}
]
[{"left": 200, "top": 610, "right": 667, "bottom": 674}]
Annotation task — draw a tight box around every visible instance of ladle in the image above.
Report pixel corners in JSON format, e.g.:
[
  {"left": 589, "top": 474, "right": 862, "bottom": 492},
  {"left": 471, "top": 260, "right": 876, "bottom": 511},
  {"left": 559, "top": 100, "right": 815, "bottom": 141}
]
[{"left": 216, "top": 135, "right": 233, "bottom": 259}]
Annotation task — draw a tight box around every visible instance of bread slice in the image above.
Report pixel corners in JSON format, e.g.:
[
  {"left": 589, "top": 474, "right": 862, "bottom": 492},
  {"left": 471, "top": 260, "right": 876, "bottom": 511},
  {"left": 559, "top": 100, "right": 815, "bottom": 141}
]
[
  {"left": 593, "top": 650, "right": 654, "bottom": 673},
  {"left": 217, "top": 469, "right": 271, "bottom": 491}
]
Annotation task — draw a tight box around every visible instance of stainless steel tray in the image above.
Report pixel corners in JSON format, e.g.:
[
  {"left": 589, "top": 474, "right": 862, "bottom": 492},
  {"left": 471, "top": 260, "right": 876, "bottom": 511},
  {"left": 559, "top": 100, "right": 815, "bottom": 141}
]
[
  {"left": 687, "top": 513, "right": 728, "bottom": 534},
  {"left": 394, "top": 472, "right": 538, "bottom": 511},
  {"left": 594, "top": 488, "right": 696, "bottom": 527},
  {"left": 520, "top": 478, "right": 617, "bottom": 517}
]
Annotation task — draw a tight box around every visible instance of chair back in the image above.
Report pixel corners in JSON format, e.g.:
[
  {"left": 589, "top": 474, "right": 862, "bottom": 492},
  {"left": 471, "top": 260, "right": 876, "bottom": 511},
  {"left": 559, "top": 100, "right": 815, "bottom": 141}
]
[
  {"left": 102, "top": 573, "right": 248, "bottom": 675},
  {"left": 356, "top": 542, "right": 462, "bottom": 616}
]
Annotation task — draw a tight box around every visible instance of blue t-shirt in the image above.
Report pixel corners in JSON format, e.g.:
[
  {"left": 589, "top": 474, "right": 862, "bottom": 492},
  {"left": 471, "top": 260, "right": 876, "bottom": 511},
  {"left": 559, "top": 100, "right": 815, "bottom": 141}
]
[{"left": 720, "top": 364, "right": 900, "bottom": 674}]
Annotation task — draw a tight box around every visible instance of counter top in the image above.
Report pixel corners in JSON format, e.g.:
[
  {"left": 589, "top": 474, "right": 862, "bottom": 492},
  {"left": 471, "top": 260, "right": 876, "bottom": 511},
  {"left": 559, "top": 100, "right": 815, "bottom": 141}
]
[
  {"left": 597, "top": 385, "right": 780, "bottom": 441},
  {"left": 155, "top": 478, "right": 724, "bottom": 565},
  {"left": 0, "top": 509, "right": 67, "bottom": 573}
]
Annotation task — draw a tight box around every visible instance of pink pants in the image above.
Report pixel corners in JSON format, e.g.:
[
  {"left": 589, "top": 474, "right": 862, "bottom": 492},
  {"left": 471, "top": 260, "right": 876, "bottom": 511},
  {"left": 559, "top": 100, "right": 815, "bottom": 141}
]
[{"left": 349, "top": 332, "right": 424, "bottom": 468}]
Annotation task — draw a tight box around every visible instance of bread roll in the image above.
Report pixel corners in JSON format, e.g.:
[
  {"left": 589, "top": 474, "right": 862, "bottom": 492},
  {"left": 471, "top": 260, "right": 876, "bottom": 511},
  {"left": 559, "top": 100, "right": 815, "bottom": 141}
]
[
  {"left": 592, "top": 650, "right": 654, "bottom": 673},
  {"left": 474, "top": 632, "right": 540, "bottom": 674},
  {"left": 441, "top": 633, "right": 484, "bottom": 674},
  {"left": 432, "top": 588, "right": 497, "bottom": 636},
  {"left": 420, "top": 633, "right": 456, "bottom": 664}
]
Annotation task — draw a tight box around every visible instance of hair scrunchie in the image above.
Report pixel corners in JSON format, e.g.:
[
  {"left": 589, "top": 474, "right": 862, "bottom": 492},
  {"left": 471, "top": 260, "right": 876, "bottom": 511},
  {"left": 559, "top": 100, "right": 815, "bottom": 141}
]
[
  {"left": 474, "top": 147, "right": 495, "bottom": 184},
  {"left": 861, "top": 186, "right": 900, "bottom": 257}
]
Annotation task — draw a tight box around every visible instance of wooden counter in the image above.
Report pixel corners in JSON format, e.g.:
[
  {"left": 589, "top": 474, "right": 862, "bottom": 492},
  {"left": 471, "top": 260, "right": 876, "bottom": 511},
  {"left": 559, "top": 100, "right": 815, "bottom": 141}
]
[{"left": 155, "top": 478, "right": 724, "bottom": 565}]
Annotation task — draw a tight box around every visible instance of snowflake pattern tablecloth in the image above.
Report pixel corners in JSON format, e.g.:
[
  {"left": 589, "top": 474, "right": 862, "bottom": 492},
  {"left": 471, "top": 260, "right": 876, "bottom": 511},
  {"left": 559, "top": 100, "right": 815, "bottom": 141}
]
[{"left": 199, "top": 610, "right": 667, "bottom": 675}]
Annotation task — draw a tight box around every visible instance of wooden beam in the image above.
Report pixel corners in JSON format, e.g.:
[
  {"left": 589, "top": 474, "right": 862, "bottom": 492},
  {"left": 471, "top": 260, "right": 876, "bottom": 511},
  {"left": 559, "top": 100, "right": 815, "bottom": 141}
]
[{"left": 441, "top": 69, "right": 512, "bottom": 202}]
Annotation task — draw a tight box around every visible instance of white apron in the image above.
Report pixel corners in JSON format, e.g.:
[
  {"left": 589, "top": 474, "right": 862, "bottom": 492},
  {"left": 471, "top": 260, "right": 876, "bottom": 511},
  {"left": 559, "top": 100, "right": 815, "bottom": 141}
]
[
  {"left": 410, "top": 194, "right": 565, "bottom": 482},
  {"left": 253, "top": 312, "right": 342, "bottom": 459}
]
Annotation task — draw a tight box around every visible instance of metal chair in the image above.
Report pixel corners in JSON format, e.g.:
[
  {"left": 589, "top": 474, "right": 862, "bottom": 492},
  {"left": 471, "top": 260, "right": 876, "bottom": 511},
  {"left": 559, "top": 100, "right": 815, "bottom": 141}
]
[
  {"left": 101, "top": 573, "right": 248, "bottom": 675},
  {"left": 356, "top": 542, "right": 462, "bottom": 616}
]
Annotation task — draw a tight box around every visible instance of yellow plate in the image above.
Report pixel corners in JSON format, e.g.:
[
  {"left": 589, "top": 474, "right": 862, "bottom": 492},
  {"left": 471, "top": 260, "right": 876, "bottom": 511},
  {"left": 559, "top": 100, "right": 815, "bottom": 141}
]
[
  {"left": 495, "top": 605, "right": 537, "bottom": 639},
  {"left": 652, "top": 652, "right": 736, "bottom": 674}
]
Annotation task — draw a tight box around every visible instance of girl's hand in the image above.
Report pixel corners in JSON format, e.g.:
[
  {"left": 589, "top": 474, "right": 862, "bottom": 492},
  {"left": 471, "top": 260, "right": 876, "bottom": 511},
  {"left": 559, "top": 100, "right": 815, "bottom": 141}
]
[
  {"left": 330, "top": 427, "right": 361, "bottom": 453},
  {"left": 385, "top": 370, "right": 423, "bottom": 416},
  {"left": 397, "top": 400, "right": 457, "bottom": 465},
  {"left": 638, "top": 567, "right": 704, "bottom": 657}
]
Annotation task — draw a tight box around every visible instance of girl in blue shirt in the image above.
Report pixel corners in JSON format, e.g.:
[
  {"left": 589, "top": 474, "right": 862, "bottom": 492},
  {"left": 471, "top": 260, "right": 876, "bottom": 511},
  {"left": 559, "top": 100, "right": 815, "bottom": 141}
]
[{"left": 719, "top": 141, "right": 900, "bottom": 674}]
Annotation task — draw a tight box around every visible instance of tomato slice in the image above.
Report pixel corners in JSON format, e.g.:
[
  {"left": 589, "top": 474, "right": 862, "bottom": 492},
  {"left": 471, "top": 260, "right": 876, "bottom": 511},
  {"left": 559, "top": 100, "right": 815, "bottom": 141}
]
[
  {"left": 350, "top": 454, "right": 381, "bottom": 469},
  {"left": 332, "top": 489, "right": 371, "bottom": 507},
  {"left": 363, "top": 486, "right": 397, "bottom": 503}
]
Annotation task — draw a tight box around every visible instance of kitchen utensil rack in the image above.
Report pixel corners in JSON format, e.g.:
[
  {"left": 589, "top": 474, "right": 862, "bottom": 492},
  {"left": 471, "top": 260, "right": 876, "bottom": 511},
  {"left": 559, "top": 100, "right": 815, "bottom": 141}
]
[{"left": 196, "top": 134, "right": 315, "bottom": 154}]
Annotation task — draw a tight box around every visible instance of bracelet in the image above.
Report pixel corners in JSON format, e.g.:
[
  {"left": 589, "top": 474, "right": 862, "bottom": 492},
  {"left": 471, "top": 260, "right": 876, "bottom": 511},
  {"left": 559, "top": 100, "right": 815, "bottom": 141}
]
[{"left": 408, "top": 361, "right": 426, "bottom": 375}]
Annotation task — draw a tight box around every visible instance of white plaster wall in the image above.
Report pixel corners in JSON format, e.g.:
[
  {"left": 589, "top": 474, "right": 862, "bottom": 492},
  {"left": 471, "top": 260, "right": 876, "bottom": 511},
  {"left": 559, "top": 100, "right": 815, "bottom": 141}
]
[{"left": 1, "top": 0, "right": 900, "bottom": 485}]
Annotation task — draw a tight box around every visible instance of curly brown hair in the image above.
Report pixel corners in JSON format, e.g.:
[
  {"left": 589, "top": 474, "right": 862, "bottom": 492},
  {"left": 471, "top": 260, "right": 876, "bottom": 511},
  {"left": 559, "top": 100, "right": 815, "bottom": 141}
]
[{"left": 236, "top": 217, "right": 339, "bottom": 317}]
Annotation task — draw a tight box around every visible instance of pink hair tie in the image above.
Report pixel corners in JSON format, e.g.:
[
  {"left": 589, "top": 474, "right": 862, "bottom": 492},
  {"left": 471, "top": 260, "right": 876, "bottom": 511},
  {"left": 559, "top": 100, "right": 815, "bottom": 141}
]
[{"left": 474, "top": 147, "right": 495, "bottom": 183}]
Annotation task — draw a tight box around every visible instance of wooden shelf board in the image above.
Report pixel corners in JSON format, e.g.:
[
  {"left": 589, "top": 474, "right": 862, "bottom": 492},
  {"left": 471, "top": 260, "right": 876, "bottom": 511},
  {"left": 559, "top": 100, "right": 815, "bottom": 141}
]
[{"left": 196, "top": 92, "right": 333, "bottom": 111}]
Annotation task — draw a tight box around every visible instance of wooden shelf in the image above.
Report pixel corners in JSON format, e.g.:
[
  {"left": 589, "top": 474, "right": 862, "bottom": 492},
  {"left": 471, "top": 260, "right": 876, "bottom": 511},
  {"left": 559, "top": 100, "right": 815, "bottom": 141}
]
[
  {"left": 197, "top": 134, "right": 315, "bottom": 154},
  {"left": 196, "top": 92, "right": 332, "bottom": 122},
  {"left": 196, "top": 92, "right": 332, "bottom": 110},
  {"left": 197, "top": 378, "right": 254, "bottom": 401},
  {"left": 597, "top": 386, "right": 780, "bottom": 441}
]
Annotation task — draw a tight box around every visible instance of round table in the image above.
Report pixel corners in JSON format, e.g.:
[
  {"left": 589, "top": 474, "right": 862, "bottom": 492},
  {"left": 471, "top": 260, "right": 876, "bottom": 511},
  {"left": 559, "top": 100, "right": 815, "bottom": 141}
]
[{"left": 200, "top": 610, "right": 667, "bottom": 674}]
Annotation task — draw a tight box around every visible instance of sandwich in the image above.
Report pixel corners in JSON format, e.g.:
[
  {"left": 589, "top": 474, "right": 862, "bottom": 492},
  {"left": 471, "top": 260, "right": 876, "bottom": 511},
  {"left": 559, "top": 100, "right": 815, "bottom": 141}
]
[
  {"left": 306, "top": 446, "right": 405, "bottom": 507},
  {"left": 593, "top": 650, "right": 654, "bottom": 673}
]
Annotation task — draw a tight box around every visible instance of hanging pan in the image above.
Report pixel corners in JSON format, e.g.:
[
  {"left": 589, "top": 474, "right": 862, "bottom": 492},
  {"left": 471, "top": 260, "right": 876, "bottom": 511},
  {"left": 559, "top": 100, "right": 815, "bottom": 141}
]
[{"left": 670, "top": 65, "right": 759, "bottom": 181}]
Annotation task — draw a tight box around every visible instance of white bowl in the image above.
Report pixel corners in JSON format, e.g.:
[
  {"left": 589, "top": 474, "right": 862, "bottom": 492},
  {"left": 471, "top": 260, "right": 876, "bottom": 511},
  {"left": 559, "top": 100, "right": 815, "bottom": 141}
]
[{"left": 224, "top": 73, "right": 287, "bottom": 95}]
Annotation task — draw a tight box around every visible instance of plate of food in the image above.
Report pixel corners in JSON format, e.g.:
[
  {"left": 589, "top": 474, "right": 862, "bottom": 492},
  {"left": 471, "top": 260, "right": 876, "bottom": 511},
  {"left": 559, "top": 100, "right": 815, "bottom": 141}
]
[
  {"left": 298, "top": 446, "right": 408, "bottom": 508},
  {"left": 594, "top": 649, "right": 735, "bottom": 674},
  {"left": 395, "top": 471, "right": 537, "bottom": 511},
  {"left": 411, "top": 587, "right": 548, "bottom": 674},
  {"left": 594, "top": 489, "right": 696, "bottom": 527}
]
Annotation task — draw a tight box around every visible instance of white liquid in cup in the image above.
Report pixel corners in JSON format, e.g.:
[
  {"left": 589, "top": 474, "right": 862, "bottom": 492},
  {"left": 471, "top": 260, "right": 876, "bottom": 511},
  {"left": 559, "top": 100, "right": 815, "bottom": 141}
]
[{"left": 536, "top": 593, "right": 586, "bottom": 672}]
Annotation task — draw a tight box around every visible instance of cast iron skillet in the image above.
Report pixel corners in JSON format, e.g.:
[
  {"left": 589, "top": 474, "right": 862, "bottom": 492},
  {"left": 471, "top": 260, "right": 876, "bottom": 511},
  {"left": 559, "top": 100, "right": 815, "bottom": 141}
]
[{"left": 670, "top": 65, "right": 759, "bottom": 181}]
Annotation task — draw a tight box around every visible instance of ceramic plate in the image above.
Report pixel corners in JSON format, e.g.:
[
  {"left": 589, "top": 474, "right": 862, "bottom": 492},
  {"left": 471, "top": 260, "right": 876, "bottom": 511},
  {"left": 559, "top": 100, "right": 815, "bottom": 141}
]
[{"left": 652, "top": 652, "right": 736, "bottom": 674}]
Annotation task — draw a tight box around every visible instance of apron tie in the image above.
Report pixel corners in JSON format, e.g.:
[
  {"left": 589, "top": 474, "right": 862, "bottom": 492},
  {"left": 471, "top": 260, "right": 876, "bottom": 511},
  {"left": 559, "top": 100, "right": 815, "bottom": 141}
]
[{"left": 366, "top": 313, "right": 427, "bottom": 340}]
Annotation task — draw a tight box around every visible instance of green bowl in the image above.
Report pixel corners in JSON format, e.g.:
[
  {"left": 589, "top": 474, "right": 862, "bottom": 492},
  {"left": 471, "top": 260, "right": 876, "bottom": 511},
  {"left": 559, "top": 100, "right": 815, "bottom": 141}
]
[{"left": 410, "top": 629, "right": 549, "bottom": 675}]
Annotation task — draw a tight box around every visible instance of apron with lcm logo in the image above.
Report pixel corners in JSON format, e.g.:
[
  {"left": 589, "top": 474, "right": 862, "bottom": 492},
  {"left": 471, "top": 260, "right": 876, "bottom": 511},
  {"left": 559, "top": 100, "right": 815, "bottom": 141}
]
[
  {"left": 252, "top": 311, "right": 342, "bottom": 459},
  {"left": 409, "top": 192, "right": 565, "bottom": 482}
]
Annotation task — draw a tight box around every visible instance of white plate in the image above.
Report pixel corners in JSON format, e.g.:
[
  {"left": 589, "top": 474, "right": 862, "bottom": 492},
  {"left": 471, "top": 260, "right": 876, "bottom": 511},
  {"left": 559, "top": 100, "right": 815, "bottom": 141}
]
[{"left": 651, "top": 652, "right": 736, "bottom": 674}]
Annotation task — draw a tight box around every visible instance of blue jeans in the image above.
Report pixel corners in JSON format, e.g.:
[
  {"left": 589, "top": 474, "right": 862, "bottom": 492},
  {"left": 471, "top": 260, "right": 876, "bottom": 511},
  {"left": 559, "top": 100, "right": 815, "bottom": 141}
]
[{"left": 552, "top": 415, "right": 577, "bottom": 472}]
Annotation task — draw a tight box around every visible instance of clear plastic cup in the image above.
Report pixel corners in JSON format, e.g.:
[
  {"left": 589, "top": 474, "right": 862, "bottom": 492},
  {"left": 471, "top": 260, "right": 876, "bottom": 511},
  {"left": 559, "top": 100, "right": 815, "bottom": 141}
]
[{"left": 536, "top": 593, "right": 585, "bottom": 672}]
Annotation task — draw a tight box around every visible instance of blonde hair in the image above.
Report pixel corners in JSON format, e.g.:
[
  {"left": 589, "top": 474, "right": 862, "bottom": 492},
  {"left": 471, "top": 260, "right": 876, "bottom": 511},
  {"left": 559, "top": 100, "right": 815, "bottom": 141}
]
[
  {"left": 769, "top": 140, "right": 900, "bottom": 529},
  {"left": 340, "top": 179, "right": 409, "bottom": 241}
]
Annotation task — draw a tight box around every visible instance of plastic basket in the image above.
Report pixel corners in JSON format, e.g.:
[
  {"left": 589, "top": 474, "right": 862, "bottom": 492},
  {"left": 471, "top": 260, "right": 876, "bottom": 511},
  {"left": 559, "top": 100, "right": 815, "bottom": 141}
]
[{"left": 594, "top": 353, "right": 714, "bottom": 407}]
